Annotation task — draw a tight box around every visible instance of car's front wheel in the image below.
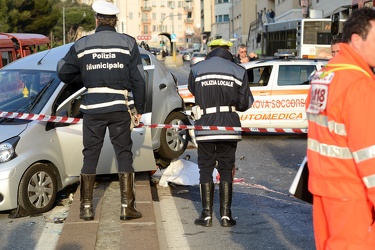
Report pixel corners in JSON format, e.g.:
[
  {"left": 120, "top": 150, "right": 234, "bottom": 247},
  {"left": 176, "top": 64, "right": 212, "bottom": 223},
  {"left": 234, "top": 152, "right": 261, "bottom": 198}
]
[
  {"left": 18, "top": 163, "right": 58, "bottom": 215},
  {"left": 158, "top": 111, "right": 189, "bottom": 159}
]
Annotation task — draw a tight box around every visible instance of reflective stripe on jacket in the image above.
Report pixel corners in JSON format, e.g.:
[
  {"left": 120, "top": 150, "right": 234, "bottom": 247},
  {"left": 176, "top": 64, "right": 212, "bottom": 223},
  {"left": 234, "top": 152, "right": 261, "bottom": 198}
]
[
  {"left": 306, "top": 43, "right": 375, "bottom": 201},
  {"left": 188, "top": 48, "right": 253, "bottom": 142},
  {"left": 57, "top": 26, "right": 145, "bottom": 115}
]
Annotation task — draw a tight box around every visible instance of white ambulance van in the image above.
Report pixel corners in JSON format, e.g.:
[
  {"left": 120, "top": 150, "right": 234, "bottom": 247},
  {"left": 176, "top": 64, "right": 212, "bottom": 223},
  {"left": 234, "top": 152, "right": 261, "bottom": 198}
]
[{"left": 178, "top": 56, "right": 327, "bottom": 133}]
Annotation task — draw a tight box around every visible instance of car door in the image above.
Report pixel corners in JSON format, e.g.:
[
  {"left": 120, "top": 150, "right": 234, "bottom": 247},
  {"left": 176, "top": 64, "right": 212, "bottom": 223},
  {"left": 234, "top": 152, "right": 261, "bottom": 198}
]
[
  {"left": 238, "top": 65, "right": 273, "bottom": 129},
  {"left": 270, "top": 63, "right": 315, "bottom": 129},
  {"left": 54, "top": 88, "right": 156, "bottom": 176}
]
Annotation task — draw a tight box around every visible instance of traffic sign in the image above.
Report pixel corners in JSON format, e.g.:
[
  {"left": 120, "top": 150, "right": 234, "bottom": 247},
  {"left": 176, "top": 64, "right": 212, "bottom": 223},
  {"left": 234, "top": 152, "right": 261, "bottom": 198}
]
[{"left": 171, "top": 33, "right": 177, "bottom": 42}]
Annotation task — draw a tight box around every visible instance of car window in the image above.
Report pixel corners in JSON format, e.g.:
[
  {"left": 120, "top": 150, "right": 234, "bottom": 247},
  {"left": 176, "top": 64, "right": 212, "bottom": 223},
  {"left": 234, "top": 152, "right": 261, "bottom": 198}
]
[
  {"left": 193, "top": 53, "right": 206, "bottom": 57},
  {"left": 248, "top": 66, "right": 273, "bottom": 87},
  {"left": 278, "top": 65, "right": 315, "bottom": 86},
  {"left": 0, "top": 69, "right": 59, "bottom": 114},
  {"left": 141, "top": 53, "right": 151, "bottom": 66}
]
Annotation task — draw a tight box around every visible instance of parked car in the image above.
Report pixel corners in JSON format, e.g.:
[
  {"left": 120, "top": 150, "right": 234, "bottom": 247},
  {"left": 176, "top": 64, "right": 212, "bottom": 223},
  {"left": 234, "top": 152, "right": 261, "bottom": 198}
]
[
  {"left": 181, "top": 52, "right": 192, "bottom": 61},
  {"left": 179, "top": 56, "right": 327, "bottom": 131},
  {"left": 148, "top": 47, "right": 160, "bottom": 56},
  {"left": 190, "top": 52, "right": 207, "bottom": 67},
  {"left": 0, "top": 43, "right": 190, "bottom": 216}
]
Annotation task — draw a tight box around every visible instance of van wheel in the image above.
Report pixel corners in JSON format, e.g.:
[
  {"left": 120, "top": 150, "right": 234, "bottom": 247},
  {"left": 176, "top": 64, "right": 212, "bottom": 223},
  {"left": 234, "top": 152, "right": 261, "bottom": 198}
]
[
  {"left": 18, "top": 163, "right": 58, "bottom": 215},
  {"left": 159, "top": 112, "right": 189, "bottom": 159}
]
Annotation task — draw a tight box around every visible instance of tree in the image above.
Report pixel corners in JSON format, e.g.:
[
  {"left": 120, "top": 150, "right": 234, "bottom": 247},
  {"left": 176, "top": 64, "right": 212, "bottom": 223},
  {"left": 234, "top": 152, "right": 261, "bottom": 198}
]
[
  {"left": 0, "top": 0, "right": 10, "bottom": 31},
  {"left": 1, "top": 0, "right": 95, "bottom": 46},
  {"left": 6, "top": 0, "right": 60, "bottom": 34}
]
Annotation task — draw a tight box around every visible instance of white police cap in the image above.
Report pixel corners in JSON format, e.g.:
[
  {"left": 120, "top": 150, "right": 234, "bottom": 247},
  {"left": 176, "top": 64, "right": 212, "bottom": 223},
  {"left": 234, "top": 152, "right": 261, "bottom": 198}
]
[{"left": 92, "top": 1, "right": 120, "bottom": 16}]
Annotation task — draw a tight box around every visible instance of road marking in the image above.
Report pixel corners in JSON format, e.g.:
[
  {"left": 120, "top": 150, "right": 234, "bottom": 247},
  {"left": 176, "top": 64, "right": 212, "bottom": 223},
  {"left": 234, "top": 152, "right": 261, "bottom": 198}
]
[{"left": 159, "top": 195, "right": 190, "bottom": 249}]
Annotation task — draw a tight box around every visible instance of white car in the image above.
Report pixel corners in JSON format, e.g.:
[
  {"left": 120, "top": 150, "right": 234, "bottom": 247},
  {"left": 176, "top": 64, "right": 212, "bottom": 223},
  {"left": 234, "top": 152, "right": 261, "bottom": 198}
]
[
  {"left": 0, "top": 43, "right": 189, "bottom": 216},
  {"left": 179, "top": 57, "right": 327, "bottom": 132}
]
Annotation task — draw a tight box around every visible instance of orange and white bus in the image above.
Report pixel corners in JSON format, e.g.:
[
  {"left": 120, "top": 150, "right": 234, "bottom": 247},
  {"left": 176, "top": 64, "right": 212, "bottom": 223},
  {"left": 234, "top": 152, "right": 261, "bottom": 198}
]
[{"left": 0, "top": 33, "right": 50, "bottom": 68}]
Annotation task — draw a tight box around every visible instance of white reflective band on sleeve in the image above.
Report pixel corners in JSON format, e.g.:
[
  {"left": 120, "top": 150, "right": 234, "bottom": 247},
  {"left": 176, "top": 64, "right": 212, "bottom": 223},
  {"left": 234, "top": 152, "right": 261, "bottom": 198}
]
[
  {"left": 307, "top": 113, "right": 347, "bottom": 136},
  {"left": 308, "top": 139, "right": 353, "bottom": 159},
  {"left": 362, "top": 174, "right": 375, "bottom": 188},
  {"left": 353, "top": 145, "right": 375, "bottom": 163}
]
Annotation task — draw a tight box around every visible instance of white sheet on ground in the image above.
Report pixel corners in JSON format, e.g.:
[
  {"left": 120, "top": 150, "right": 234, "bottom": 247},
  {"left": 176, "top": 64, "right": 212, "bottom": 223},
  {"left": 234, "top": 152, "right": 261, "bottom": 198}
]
[{"left": 158, "top": 158, "right": 218, "bottom": 187}]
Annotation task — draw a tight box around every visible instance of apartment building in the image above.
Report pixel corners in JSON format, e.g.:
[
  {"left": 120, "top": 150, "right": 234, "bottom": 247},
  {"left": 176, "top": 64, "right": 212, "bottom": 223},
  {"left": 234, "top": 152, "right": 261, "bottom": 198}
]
[{"left": 75, "top": 0, "right": 374, "bottom": 54}]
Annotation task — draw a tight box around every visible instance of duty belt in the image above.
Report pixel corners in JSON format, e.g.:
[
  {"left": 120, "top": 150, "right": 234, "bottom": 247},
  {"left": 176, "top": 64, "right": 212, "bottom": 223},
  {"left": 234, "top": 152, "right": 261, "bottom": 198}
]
[{"left": 199, "top": 106, "right": 236, "bottom": 115}]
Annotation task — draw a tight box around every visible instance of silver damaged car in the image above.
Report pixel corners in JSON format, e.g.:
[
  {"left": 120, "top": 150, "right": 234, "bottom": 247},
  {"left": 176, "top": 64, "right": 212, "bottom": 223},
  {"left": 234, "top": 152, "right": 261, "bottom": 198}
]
[{"left": 0, "top": 43, "right": 189, "bottom": 216}]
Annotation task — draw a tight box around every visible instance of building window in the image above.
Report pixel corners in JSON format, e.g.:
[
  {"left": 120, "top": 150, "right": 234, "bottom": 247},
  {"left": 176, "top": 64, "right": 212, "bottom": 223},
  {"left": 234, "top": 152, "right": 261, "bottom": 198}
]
[
  {"left": 216, "top": 15, "right": 229, "bottom": 23},
  {"left": 152, "top": 13, "right": 156, "bottom": 20},
  {"left": 129, "top": 12, "right": 133, "bottom": 19},
  {"left": 143, "top": 25, "right": 149, "bottom": 35}
]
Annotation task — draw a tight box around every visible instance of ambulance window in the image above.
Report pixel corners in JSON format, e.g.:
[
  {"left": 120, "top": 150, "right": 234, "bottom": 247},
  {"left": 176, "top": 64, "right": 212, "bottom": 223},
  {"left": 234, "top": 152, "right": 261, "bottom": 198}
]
[
  {"left": 278, "top": 65, "right": 315, "bottom": 86},
  {"left": 249, "top": 66, "right": 272, "bottom": 87}
]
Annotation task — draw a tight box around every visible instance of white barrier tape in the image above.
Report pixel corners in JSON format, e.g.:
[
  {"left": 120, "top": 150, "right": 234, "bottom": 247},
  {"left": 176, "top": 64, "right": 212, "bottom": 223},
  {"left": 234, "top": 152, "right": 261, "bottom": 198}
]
[{"left": 0, "top": 111, "right": 307, "bottom": 133}]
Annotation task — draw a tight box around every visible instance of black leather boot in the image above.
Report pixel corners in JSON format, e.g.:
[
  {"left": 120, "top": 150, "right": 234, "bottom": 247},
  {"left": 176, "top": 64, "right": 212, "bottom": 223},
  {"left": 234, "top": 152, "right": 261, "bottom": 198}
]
[
  {"left": 219, "top": 181, "right": 236, "bottom": 227},
  {"left": 194, "top": 182, "right": 214, "bottom": 227},
  {"left": 119, "top": 173, "right": 142, "bottom": 220},
  {"left": 79, "top": 174, "right": 95, "bottom": 221}
]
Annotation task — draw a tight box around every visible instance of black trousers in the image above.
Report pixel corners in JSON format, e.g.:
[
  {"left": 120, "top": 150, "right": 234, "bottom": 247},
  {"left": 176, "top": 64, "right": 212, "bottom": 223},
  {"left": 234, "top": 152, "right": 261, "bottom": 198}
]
[
  {"left": 81, "top": 111, "right": 133, "bottom": 174},
  {"left": 197, "top": 141, "right": 237, "bottom": 183}
]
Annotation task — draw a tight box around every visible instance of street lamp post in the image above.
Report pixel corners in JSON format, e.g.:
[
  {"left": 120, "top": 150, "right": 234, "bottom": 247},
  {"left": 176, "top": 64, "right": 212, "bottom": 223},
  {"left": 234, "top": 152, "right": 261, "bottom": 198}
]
[
  {"left": 63, "top": 7, "right": 66, "bottom": 45},
  {"left": 160, "top": 12, "right": 180, "bottom": 63}
]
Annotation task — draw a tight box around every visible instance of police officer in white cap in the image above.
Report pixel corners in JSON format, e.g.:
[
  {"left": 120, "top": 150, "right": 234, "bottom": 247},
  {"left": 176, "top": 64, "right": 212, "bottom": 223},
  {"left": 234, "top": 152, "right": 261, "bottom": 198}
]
[{"left": 57, "top": 0, "right": 146, "bottom": 221}]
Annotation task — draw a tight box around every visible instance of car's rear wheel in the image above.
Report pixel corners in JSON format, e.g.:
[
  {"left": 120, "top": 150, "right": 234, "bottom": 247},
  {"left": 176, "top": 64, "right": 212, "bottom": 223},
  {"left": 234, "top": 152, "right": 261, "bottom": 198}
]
[
  {"left": 18, "top": 163, "right": 58, "bottom": 215},
  {"left": 158, "top": 111, "right": 189, "bottom": 159}
]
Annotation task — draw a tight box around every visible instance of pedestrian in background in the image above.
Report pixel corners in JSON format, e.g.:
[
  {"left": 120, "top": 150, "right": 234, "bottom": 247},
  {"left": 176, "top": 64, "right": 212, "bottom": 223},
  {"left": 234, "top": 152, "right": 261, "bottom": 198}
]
[
  {"left": 258, "top": 11, "right": 263, "bottom": 26},
  {"left": 57, "top": 1, "right": 145, "bottom": 221},
  {"left": 188, "top": 38, "right": 253, "bottom": 227},
  {"left": 330, "top": 38, "right": 341, "bottom": 57},
  {"left": 270, "top": 9, "right": 275, "bottom": 23},
  {"left": 306, "top": 7, "right": 375, "bottom": 249},
  {"left": 266, "top": 9, "right": 271, "bottom": 24},
  {"left": 234, "top": 44, "right": 257, "bottom": 64}
]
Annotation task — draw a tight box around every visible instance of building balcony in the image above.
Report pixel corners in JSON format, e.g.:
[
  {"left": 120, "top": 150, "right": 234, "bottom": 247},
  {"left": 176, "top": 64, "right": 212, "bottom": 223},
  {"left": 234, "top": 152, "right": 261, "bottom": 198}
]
[
  {"left": 185, "top": 31, "right": 194, "bottom": 36},
  {"left": 184, "top": 6, "right": 193, "bottom": 11},
  {"left": 141, "top": 6, "right": 152, "bottom": 12},
  {"left": 141, "top": 18, "right": 151, "bottom": 24},
  {"left": 184, "top": 18, "right": 193, "bottom": 24}
]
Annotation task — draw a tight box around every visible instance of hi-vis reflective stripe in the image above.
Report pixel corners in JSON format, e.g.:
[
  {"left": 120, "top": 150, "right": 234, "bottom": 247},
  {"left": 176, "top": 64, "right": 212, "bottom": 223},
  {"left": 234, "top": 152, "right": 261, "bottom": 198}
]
[
  {"left": 80, "top": 100, "right": 127, "bottom": 110},
  {"left": 322, "top": 64, "right": 373, "bottom": 78},
  {"left": 362, "top": 174, "right": 375, "bottom": 188},
  {"left": 308, "top": 139, "right": 353, "bottom": 159},
  {"left": 87, "top": 87, "right": 127, "bottom": 95},
  {"left": 195, "top": 74, "right": 243, "bottom": 86},
  {"left": 352, "top": 145, "right": 375, "bottom": 163},
  {"left": 307, "top": 113, "right": 347, "bottom": 136},
  {"left": 77, "top": 48, "right": 130, "bottom": 58}
]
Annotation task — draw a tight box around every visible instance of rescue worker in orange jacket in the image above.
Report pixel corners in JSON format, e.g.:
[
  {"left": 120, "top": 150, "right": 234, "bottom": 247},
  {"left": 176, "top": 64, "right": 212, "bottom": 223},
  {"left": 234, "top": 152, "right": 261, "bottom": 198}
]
[{"left": 306, "top": 7, "right": 375, "bottom": 249}]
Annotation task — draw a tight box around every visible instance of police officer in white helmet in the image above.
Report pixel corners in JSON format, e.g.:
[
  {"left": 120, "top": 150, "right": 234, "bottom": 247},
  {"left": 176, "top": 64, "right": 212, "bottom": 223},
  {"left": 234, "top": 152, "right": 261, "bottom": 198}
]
[{"left": 57, "top": 1, "right": 146, "bottom": 221}]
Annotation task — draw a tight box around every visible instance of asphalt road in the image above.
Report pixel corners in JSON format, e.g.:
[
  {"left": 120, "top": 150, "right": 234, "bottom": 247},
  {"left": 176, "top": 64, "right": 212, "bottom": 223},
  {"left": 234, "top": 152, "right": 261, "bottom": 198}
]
[
  {"left": 0, "top": 60, "right": 315, "bottom": 250},
  {"left": 153, "top": 133, "right": 314, "bottom": 250}
]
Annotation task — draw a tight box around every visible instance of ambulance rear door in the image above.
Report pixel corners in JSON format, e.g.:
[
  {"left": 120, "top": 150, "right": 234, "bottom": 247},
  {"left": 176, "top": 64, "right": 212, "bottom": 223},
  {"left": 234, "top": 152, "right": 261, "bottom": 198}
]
[
  {"left": 269, "top": 63, "right": 315, "bottom": 129},
  {"left": 238, "top": 65, "right": 273, "bottom": 129}
]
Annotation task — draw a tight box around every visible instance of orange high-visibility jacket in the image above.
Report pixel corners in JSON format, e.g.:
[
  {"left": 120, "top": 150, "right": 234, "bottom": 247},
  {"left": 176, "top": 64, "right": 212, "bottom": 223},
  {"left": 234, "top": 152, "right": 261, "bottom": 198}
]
[{"left": 306, "top": 43, "right": 375, "bottom": 204}]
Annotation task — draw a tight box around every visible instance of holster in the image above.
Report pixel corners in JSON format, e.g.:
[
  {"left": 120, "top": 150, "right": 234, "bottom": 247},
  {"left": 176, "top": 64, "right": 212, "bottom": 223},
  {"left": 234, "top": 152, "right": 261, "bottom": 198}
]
[{"left": 191, "top": 105, "right": 202, "bottom": 120}]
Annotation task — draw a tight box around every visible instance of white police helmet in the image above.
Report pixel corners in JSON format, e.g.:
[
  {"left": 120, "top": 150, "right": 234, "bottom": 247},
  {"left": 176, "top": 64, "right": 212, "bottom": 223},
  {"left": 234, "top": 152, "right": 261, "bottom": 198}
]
[{"left": 92, "top": 1, "right": 120, "bottom": 16}]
